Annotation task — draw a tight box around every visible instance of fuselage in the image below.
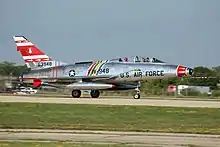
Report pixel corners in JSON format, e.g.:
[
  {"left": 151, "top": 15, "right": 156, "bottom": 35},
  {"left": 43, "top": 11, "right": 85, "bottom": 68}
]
[{"left": 21, "top": 61, "right": 191, "bottom": 84}]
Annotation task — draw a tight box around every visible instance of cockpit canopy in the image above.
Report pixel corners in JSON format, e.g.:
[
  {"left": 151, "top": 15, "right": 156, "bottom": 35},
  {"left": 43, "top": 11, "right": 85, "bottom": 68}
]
[
  {"left": 74, "top": 56, "right": 165, "bottom": 65},
  {"left": 109, "top": 56, "right": 165, "bottom": 63}
]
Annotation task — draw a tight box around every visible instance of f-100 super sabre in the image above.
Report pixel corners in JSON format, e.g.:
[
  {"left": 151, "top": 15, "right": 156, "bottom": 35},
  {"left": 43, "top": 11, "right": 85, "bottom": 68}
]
[{"left": 13, "top": 36, "right": 194, "bottom": 99}]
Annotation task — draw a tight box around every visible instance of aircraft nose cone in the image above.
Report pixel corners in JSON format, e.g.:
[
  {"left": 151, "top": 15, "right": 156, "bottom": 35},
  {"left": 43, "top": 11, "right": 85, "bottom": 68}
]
[{"left": 176, "top": 66, "right": 193, "bottom": 77}]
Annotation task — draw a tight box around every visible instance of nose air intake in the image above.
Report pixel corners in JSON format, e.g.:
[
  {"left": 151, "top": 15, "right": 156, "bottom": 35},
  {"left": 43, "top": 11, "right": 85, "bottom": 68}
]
[
  {"left": 187, "top": 68, "right": 194, "bottom": 76},
  {"left": 176, "top": 66, "right": 193, "bottom": 77}
]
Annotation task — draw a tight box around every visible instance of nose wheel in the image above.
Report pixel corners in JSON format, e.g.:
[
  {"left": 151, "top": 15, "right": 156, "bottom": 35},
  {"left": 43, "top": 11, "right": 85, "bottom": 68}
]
[
  {"left": 133, "top": 82, "right": 141, "bottom": 99},
  {"left": 133, "top": 93, "right": 140, "bottom": 99}
]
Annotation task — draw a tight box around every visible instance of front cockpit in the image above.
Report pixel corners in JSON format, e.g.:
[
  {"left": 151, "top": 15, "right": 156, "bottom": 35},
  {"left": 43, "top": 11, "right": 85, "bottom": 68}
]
[{"left": 109, "top": 56, "right": 165, "bottom": 63}]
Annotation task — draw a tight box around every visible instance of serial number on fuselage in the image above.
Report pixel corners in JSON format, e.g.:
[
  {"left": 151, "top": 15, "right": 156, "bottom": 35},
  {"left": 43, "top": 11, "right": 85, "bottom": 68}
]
[{"left": 120, "top": 70, "right": 164, "bottom": 78}]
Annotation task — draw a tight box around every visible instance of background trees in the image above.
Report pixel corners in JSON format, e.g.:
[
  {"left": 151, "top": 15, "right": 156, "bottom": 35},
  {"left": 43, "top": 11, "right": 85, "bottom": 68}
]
[{"left": 0, "top": 61, "right": 27, "bottom": 77}]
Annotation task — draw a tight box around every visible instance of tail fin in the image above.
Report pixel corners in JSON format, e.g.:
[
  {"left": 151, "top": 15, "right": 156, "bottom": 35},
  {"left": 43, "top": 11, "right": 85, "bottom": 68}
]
[{"left": 13, "top": 36, "right": 67, "bottom": 70}]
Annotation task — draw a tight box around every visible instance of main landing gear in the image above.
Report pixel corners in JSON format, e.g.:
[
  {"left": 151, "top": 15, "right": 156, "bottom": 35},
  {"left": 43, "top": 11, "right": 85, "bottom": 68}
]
[
  {"left": 71, "top": 90, "right": 100, "bottom": 98},
  {"left": 72, "top": 90, "right": 81, "bottom": 98},
  {"left": 90, "top": 90, "right": 100, "bottom": 98}
]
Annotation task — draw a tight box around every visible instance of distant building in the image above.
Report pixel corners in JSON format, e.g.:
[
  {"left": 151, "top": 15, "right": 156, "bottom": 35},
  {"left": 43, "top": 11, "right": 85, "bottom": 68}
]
[
  {"left": 177, "top": 85, "right": 211, "bottom": 95},
  {"left": 167, "top": 85, "right": 177, "bottom": 92},
  {"left": 167, "top": 85, "right": 211, "bottom": 95}
]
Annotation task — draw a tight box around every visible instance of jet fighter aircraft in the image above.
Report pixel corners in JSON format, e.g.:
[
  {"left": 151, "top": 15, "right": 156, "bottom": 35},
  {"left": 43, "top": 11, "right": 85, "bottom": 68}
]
[{"left": 13, "top": 36, "right": 193, "bottom": 99}]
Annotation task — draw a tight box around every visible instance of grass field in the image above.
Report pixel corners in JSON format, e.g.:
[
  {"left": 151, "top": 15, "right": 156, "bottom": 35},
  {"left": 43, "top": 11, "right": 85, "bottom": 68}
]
[
  {"left": 0, "top": 102, "right": 219, "bottom": 134},
  {"left": 0, "top": 141, "right": 127, "bottom": 147}
]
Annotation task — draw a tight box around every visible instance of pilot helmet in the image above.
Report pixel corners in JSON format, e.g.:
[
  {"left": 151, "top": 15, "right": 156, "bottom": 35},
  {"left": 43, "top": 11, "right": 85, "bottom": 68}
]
[{"left": 124, "top": 57, "right": 128, "bottom": 61}]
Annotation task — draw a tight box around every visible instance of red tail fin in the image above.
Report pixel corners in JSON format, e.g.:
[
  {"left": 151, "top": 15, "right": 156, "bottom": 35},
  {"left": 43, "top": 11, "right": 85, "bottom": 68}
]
[{"left": 13, "top": 36, "right": 52, "bottom": 63}]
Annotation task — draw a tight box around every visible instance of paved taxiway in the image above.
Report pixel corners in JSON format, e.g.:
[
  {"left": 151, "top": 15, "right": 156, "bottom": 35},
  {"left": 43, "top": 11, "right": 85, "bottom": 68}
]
[
  {"left": 0, "top": 95, "right": 220, "bottom": 108},
  {"left": 0, "top": 129, "right": 220, "bottom": 147}
]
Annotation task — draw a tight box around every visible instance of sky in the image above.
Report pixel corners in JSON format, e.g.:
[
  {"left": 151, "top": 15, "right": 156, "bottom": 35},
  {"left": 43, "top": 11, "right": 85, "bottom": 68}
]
[{"left": 0, "top": 0, "right": 219, "bottom": 68}]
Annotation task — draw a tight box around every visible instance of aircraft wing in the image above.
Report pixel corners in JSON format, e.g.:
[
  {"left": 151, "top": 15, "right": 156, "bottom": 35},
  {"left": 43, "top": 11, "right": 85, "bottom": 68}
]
[
  {"left": 36, "top": 75, "right": 118, "bottom": 89},
  {"left": 72, "top": 75, "right": 117, "bottom": 81},
  {"left": 46, "top": 75, "right": 118, "bottom": 83}
]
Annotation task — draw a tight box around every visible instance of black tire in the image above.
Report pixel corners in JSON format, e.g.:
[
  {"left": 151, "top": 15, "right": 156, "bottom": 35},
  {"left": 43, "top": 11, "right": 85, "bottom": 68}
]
[
  {"left": 90, "top": 90, "right": 100, "bottom": 98},
  {"left": 72, "top": 90, "right": 81, "bottom": 98},
  {"left": 133, "top": 93, "right": 140, "bottom": 99}
]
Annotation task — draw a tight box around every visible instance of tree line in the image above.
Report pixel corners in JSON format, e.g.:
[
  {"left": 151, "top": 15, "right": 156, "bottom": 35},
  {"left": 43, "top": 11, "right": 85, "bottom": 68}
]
[{"left": 0, "top": 61, "right": 28, "bottom": 77}]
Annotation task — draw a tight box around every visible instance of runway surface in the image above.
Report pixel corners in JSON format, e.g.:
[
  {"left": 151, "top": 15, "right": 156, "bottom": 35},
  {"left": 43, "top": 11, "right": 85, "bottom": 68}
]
[
  {"left": 1, "top": 95, "right": 220, "bottom": 108},
  {"left": 0, "top": 129, "right": 219, "bottom": 147}
]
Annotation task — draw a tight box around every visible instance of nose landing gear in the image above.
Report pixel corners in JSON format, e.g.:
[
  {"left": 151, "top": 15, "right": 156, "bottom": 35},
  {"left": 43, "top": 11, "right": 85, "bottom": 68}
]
[
  {"left": 133, "top": 82, "right": 141, "bottom": 99},
  {"left": 133, "top": 87, "right": 140, "bottom": 99}
]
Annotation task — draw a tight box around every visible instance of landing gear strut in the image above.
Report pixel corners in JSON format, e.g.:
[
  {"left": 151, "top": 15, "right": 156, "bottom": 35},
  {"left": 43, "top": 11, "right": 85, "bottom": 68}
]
[
  {"left": 90, "top": 90, "right": 100, "bottom": 98},
  {"left": 72, "top": 90, "right": 81, "bottom": 98},
  {"left": 133, "top": 81, "right": 141, "bottom": 99},
  {"left": 133, "top": 88, "right": 140, "bottom": 99}
]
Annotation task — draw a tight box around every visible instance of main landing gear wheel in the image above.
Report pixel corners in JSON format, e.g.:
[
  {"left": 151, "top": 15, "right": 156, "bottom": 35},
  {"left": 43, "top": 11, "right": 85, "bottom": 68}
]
[
  {"left": 90, "top": 90, "right": 100, "bottom": 98},
  {"left": 133, "top": 93, "right": 140, "bottom": 99},
  {"left": 72, "top": 90, "right": 81, "bottom": 98}
]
